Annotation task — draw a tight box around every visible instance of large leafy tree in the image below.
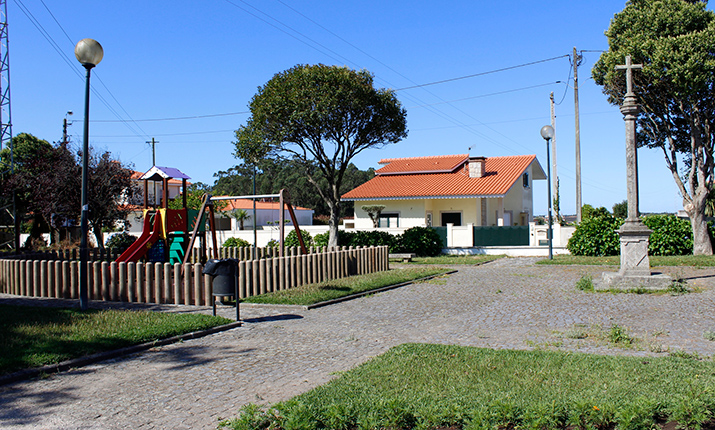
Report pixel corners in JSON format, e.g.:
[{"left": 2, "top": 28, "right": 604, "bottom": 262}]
[
  {"left": 1, "top": 133, "right": 138, "bottom": 250},
  {"left": 592, "top": 0, "right": 715, "bottom": 255},
  {"left": 87, "top": 152, "right": 139, "bottom": 250},
  {"left": 234, "top": 64, "right": 407, "bottom": 247}
]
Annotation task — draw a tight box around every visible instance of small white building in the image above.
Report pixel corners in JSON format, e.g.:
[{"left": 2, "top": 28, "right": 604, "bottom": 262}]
[
  {"left": 215, "top": 198, "right": 314, "bottom": 231},
  {"left": 342, "top": 154, "right": 546, "bottom": 228}
]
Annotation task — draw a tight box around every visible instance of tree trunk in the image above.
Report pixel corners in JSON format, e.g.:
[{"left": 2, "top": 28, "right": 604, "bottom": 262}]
[
  {"left": 684, "top": 185, "right": 713, "bottom": 255},
  {"left": 328, "top": 201, "right": 340, "bottom": 248},
  {"left": 687, "top": 207, "right": 713, "bottom": 255},
  {"left": 94, "top": 228, "right": 105, "bottom": 251}
]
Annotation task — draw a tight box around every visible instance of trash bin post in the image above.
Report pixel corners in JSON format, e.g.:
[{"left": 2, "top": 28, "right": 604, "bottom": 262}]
[{"left": 202, "top": 258, "right": 240, "bottom": 322}]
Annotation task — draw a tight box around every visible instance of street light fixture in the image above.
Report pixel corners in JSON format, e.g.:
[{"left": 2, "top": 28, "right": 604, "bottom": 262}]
[
  {"left": 75, "top": 38, "right": 103, "bottom": 311},
  {"left": 540, "top": 125, "right": 554, "bottom": 260}
]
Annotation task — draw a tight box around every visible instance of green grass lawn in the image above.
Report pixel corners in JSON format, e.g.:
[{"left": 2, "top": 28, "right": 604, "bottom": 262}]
[
  {"left": 242, "top": 267, "right": 452, "bottom": 306},
  {"left": 538, "top": 254, "right": 715, "bottom": 267},
  {"left": 405, "top": 254, "right": 504, "bottom": 265},
  {"left": 0, "top": 304, "right": 231, "bottom": 375},
  {"left": 220, "top": 343, "right": 715, "bottom": 430}
]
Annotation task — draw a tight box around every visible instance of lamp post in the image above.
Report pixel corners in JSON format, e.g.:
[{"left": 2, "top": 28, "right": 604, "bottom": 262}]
[
  {"left": 540, "top": 125, "right": 554, "bottom": 260},
  {"left": 75, "top": 38, "right": 103, "bottom": 311}
]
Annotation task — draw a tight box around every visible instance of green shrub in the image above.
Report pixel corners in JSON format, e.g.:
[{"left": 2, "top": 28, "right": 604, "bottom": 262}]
[
  {"left": 338, "top": 230, "right": 397, "bottom": 249},
  {"left": 394, "top": 226, "right": 443, "bottom": 257},
  {"left": 284, "top": 229, "right": 313, "bottom": 248},
  {"left": 105, "top": 232, "right": 136, "bottom": 253},
  {"left": 567, "top": 215, "right": 623, "bottom": 256},
  {"left": 314, "top": 231, "right": 330, "bottom": 247},
  {"left": 222, "top": 237, "right": 250, "bottom": 248},
  {"left": 643, "top": 214, "right": 692, "bottom": 256}
]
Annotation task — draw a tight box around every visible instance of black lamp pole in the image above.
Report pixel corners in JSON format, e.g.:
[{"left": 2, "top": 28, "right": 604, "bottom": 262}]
[
  {"left": 79, "top": 63, "right": 94, "bottom": 310},
  {"left": 75, "top": 38, "right": 103, "bottom": 311},
  {"left": 540, "top": 125, "right": 555, "bottom": 260}
]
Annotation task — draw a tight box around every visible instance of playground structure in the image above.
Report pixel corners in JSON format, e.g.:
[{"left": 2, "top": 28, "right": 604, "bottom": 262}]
[{"left": 116, "top": 166, "right": 307, "bottom": 264}]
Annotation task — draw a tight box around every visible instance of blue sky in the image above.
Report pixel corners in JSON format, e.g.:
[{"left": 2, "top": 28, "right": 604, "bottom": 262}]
[{"left": 7, "top": 0, "right": 695, "bottom": 216}]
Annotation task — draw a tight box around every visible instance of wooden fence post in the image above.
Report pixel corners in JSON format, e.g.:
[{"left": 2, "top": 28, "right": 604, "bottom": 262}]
[
  {"left": 39, "top": 260, "right": 47, "bottom": 297},
  {"left": 238, "top": 261, "right": 247, "bottom": 299},
  {"left": 251, "top": 259, "right": 259, "bottom": 297},
  {"left": 110, "top": 261, "right": 119, "bottom": 301},
  {"left": 173, "top": 263, "right": 181, "bottom": 305},
  {"left": 183, "top": 263, "right": 192, "bottom": 305},
  {"left": 164, "top": 263, "right": 172, "bottom": 304},
  {"left": 118, "top": 262, "right": 127, "bottom": 302},
  {"left": 53, "top": 260, "right": 62, "bottom": 298},
  {"left": 101, "top": 261, "right": 110, "bottom": 301},
  {"left": 127, "top": 262, "right": 136, "bottom": 302},
  {"left": 154, "top": 262, "right": 163, "bottom": 304},
  {"left": 136, "top": 262, "right": 144, "bottom": 303},
  {"left": 204, "top": 270, "right": 212, "bottom": 306},
  {"left": 259, "top": 258, "right": 267, "bottom": 295},
  {"left": 193, "top": 263, "right": 202, "bottom": 305}
]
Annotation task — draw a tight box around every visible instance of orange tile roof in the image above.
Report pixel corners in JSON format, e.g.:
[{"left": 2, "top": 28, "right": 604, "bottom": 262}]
[
  {"left": 376, "top": 154, "right": 468, "bottom": 175},
  {"left": 216, "top": 198, "right": 312, "bottom": 212},
  {"left": 342, "top": 155, "right": 544, "bottom": 200}
]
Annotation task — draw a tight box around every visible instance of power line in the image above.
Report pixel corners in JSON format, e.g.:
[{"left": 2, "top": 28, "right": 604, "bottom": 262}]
[
  {"left": 395, "top": 55, "right": 569, "bottom": 91},
  {"left": 14, "top": 0, "right": 149, "bottom": 140},
  {"left": 93, "top": 111, "right": 250, "bottom": 123},
  {"left": 407, "top": 82, "right": 562, "bottom": 109}
]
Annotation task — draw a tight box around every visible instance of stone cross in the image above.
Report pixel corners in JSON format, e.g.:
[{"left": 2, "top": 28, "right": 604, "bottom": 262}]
[{"left": 615, "top": 55, "right": 642, "bottom": 96}]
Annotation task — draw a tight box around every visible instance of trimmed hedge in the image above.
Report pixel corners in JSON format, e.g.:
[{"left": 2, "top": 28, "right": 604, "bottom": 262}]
[
  {"left": 567, "top": 213, "right": 701, "bottom": 257},
  {"left": 567, "top": 215, "right": 622, "bottom": 256},
  {"left": 643, "top": 214, "right": 692, "bottom": 256}
]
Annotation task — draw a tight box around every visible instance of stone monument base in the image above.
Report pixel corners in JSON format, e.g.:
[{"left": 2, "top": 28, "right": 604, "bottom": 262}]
[{"left": 597, "top": 271, "right": 672, "bottom": 291}]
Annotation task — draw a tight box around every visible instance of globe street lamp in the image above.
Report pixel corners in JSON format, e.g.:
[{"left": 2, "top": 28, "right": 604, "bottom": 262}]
[
  {"left": 75, "top": 38, "right": 103, "bottom": 311},
  {"left": 540, "top": 125, "right": 555, "bottom": 260}
]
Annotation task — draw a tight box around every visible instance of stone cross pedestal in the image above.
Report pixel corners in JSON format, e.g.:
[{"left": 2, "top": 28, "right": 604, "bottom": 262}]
[{"left": 600, "top": 56, "right": 670, "bottom": 290}]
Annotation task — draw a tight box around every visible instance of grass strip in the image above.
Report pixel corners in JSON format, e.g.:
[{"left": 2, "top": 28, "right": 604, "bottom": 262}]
[
  {"left": 242, "top": 267, "right": 452, "bottom": 306},
  {"left": 538, "top": 254, "right": 715, "bottom": 267},
  {"left": 406, "top": 255, "right": 503, "bottom": 265},
  {"left": 221, "top": 343, "right": 715, "bottom": 430},
  {"left": 0, "top": 304, "right": 231, "bottom": 375}
]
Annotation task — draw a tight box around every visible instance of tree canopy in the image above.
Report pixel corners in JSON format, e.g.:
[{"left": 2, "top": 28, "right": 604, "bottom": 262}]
[
  {"left": 592, "top": 0, "right": 715, "bottom": 255},
  {"left": 1, "top": 133, "right": 137, "bottom": 250},
  {"left": 234, "top": 64, "right": 407, "bottom": 246}
]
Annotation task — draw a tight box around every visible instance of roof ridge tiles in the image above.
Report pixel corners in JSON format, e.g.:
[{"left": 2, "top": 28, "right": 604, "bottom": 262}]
[{"left": 378, "top": 154, "right": 469, "bottom": 164}]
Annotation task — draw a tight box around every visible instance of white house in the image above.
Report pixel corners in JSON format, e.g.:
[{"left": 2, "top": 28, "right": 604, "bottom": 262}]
[{"left": 342, "top": 154, "right": 546, "bottom": 229}]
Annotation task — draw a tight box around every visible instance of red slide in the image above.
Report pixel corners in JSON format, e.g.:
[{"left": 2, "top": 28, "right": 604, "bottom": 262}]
[{"left": 116, "top": 211, "right": 163, "bottom": 263}]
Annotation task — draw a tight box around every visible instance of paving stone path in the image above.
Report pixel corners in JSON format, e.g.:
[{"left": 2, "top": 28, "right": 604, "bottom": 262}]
[{"left": 1, "top": 258, "right": 714, "bottom": 429}]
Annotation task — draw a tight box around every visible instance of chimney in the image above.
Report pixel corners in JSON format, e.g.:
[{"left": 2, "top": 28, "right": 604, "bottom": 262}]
[{"left": 468, "top": 156, "right": 486, "bottom": 178}]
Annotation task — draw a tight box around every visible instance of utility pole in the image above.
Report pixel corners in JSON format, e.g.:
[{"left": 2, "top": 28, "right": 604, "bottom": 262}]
[
  {"left": 146, "top": 137, "right": 158, "bottom": 206},
  {"left": 550, "top": 92, "right": 559, "bottom": 220},
  {"left": 147, "top": 137, "right": 158, "bottom": 166},
  {"left": 573, "top": 47, "right": 583, "bottom": 224},
  {"left": 62, "top": 111, "right": 72, "bottom": 148}
]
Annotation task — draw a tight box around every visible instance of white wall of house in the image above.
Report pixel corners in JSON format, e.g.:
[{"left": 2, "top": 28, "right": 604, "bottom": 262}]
[
  {"left": 222, "top": 208, "right": 314, "bottom": 230},
  {"left": 351, "top": 188, "right": 534, "bottom": 229},
  {"left": 353, "top": 200, "right": 427, "bottom": 229}
]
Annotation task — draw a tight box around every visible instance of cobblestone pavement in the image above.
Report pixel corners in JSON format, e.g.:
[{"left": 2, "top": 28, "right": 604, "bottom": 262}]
[{"left": 1, "top": 258, "right": 714, "bottom": 429}]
